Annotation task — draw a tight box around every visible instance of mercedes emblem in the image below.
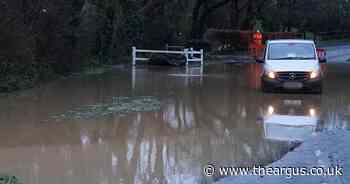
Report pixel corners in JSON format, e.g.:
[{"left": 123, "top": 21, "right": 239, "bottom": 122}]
[{"left": 289, "top": 73, "right": 296, "bottom": 80}]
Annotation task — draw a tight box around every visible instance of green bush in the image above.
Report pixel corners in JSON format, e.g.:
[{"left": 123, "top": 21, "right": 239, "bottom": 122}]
[{"left": 0, "top": 61, "right": 54, "bottom": 92}]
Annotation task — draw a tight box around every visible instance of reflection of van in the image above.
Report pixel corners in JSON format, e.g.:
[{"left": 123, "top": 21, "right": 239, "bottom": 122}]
[
  {"left": 257, "top": 40, "right": 326, "bottom": 93},
  {"left": 264, "top": 115, "right": 318, "bottom": 142},
  {"left": 262, "top": 96, "right": 320, "bottom": 142}
]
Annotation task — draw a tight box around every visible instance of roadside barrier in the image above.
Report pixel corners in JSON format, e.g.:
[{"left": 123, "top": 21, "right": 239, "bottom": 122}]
[{"left": 132, "top": 46, "right": 204, "bottom": 66}]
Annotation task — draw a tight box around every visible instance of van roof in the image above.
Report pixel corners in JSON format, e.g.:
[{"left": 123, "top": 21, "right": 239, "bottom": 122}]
[{"left": 267, "top": 39, "right": 315, "bottom": 44}]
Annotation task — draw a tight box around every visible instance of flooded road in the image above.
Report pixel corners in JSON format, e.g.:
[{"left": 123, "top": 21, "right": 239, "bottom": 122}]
[{"left": 0, "top": 62, "right": 350, "bottom": 184}]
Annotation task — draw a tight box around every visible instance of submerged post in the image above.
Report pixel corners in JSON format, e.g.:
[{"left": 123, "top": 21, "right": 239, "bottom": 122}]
[
  {"left": 200, "top": 65, "right": 204, "bottom": 84},
  {"left": 190, "top": 47, "right": 194, "bottom": 58},
  {"left": 132, "top": 46, "right": 136, "bottom": 66},
  {"left": 132, "top": 65, "right": 136, "bottom": 90},
  {"left": 184, "top": 48, "right": 189, "bottom": 66},
  {"left": 200, "top": 49, "right": 204, "bottom": 66}
]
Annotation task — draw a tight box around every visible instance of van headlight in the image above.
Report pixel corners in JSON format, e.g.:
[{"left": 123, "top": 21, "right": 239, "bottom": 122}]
[
  {"left": 267, "top": 71, "right": 276, "bottom": 79},
  {"left": 268, "top": 106, "right": 274, "bottom": 115},
  {"left": 310, "top": 71, "right": 319, "bottom": 79},
  {"left": 309, "top": 108, "right": 316, "bottom": 117}
]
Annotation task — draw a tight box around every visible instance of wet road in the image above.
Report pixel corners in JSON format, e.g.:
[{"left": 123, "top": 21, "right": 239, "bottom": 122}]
[{"left": 0, "top": 61, "right": 350, "bottom": 184}]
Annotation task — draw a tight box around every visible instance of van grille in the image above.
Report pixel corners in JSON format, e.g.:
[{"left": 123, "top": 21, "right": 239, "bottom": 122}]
[{"left": 277, "top": 71, "right": 309, "bottom": 81}]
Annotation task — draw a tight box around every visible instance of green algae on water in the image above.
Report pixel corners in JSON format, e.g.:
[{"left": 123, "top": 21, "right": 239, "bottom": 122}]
[{"left": 50, "top": 96, "right": 161, "bottom": 121}]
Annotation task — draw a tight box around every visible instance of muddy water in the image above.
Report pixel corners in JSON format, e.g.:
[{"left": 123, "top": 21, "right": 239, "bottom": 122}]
[{"left": 0, "top": 63, "right": 350, "bottom": 184}]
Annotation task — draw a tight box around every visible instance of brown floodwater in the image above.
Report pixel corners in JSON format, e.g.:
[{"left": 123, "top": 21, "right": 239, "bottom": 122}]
[{"left": 0, "top": 63, "right": 350, "bottom": 184}]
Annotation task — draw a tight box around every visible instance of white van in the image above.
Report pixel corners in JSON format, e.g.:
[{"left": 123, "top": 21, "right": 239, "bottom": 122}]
[{"left": 257, "top": 40, "right": 326, "bottom": 93}]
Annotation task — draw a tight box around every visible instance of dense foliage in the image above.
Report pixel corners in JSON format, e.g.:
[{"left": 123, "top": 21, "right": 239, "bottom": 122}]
[{"left": 1, "top": 0, "right": 350, "bottom": 92}]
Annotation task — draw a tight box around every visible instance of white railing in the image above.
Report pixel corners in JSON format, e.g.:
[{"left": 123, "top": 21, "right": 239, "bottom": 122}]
[{"left": 132, "top": 46, "right": 204, "bottom": 66}]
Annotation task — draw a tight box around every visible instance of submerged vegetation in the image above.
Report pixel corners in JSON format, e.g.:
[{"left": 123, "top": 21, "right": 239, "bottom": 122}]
[
  {"left": 48, "top": 96, "right": 161, "bottom": 121},
  {"left": 0, "top": 175, "right": 22, "bottom": 184}
]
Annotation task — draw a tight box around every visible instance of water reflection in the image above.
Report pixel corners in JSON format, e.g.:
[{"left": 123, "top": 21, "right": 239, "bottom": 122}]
[
  {"left": 261, "top": 95, "right": 320, "bottom": 142},
  {"left": 0, "top": 64, "right": 349, "bottom": 184}
]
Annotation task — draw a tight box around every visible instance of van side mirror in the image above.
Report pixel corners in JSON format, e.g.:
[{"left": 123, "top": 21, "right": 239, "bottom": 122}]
[{"left": 256, "top": 58, "right": 265, "bottom": 63}]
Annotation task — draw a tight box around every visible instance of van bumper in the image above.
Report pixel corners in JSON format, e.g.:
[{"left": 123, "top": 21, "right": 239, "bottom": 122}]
[{"left": 262, "top": 77, "right": 322, "bottom": 92}]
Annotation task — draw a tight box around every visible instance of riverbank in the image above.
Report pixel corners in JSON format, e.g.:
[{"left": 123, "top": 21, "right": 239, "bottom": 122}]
[
  {"left": 215, "top": 129, "right": 349, "bottom": 184},
  {"left": 0, "top": 62, "right": 117, "bottom": 94}
]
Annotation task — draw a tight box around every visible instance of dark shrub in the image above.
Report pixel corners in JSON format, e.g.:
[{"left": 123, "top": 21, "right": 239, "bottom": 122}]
[{"left": 186, "top": 39, "right": 212, "bottom": 52}]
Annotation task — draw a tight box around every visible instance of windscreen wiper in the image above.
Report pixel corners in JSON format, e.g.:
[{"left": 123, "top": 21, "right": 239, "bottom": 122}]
[
  {"left": 297, "top": 57, "right": 316, "bottom": 60},
  {"left": 273, "top": 57, "right": 315, "bottom": 60},
  {"left": 273, "top": 57, "right": 297, "bottom": 60}
]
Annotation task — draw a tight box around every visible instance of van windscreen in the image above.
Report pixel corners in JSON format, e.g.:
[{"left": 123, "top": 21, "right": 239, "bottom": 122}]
[{"left": 268, "top": 43, "right": 316, "bottom": 60}]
